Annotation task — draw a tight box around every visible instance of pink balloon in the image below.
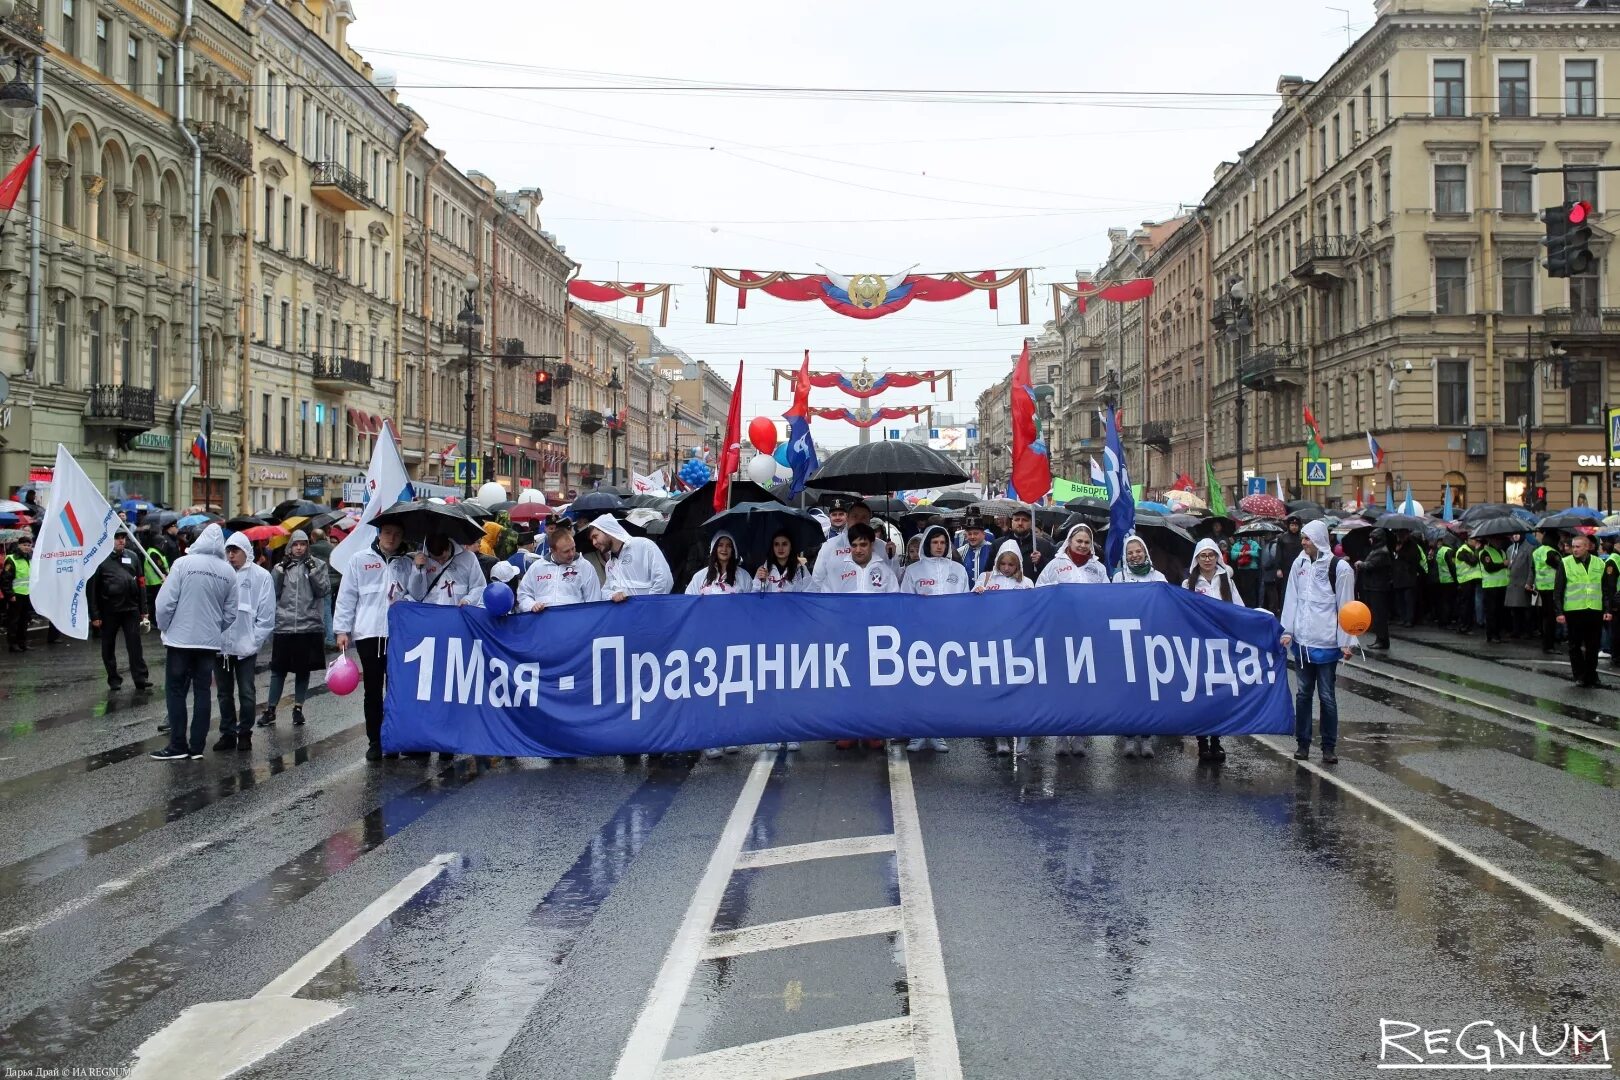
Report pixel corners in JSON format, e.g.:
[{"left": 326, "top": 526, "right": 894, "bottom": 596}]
[
  {"left": 326, "top": 654, "right": 361, "bottom": 696},
  {"left": 748, "top": 416, "right": 778, "bottom": 454}
]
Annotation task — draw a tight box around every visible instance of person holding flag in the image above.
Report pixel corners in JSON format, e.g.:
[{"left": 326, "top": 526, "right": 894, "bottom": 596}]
[
  {"left": 25, "top": 445, "right": 121, "bottom": 644},
  {"left": 1101, "top": 403, "right": 1135, "bottom": 576},
  {"left": 330, "top": 421, "right": 415, "bottom": 577}
]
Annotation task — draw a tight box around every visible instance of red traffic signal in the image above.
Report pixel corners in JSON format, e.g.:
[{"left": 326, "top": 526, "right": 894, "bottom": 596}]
[
  {"left": 535, "top": 370, "right": 551, "bottom": 385},
  {"left": 1569, "top": 200, "right": 1593, "bottom": 225}
]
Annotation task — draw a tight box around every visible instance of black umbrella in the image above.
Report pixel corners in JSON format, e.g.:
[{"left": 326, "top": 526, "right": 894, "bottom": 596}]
[
  {"left": 1535, "top": 510, "right": 1592, "bottom": 531},
  {"left": 1033, "top": 505, "right": 1070, "bottom": 532},
  {"left": 863, "top": 496, "right": 910, "bottom": 519},
  {"left": 1341, "top": 527, "right": 1375, "bottom": 564},
  {"left": 269, "top": 500, "right": 333, "bottom": 523},
  {"left": 703, "top": 502, "right": 825, "bottom": 567},
  {"left": 1235, "top": 520, "right": 1283, "bottom": 538},
  {"left": 932, "top": 491, "right": 978, "bottom": 510},
  {"left": 627, "top": 493, "right": 668, "bottom": 510},
  {"left": 660, "top": 481, "right": 781, "bottom": 581},
  {"left": 808, "top": 441, "right": 968, "bottom": 495},
  {"left": 150, "top": 510, "right": 182, "bottom": 528},
  {"left": 370, "top": 500, "right": 487, "bottom": 546},
  {"left": 1374, "top": 512, "right": 1428, "bottom": 532},
  {"left": 483, "top": 499, "right": 518, "bottom": 514},
  {"left": 1459, "top": 502, "right": 1521, "bottom": 524},
  {"left": 306, "top": 510, "right": 348, "bottom": 533},
  {"left": 1467, "top": 516, "right": 1525, "bottom": 540},
  {"left": 568, "top": 491, "right": 628, "bottom": 518},
  {"left": 224, "top": 514, "right": 269, "bottom": 531},
  {"left": 975, "top": 498, "right": 1032, "bottom": 518},
  {"left": 1286, "top": 503, "right": 1325, "bottom": 523}
]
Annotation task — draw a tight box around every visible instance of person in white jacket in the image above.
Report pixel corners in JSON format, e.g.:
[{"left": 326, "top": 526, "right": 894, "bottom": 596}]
[
  {"left": 588, "top": 514, "right": 673, "bottom": 600},
  {"left": 820, "top": 523, "right": 899, "bottom": 594},
  {"left": 686, "top": 532, "right": 754, "bottom": 597},
  {"left": 901, "top": 525, "right": 963, "bottom": 754},
  {"left": 213, "top": 532, "right": 275, "bottom": 753},
  {"left": 407, "top": 533, "right": 486, "bottom": 608},
  {"left": 1037, "top": 523, "right": 1111, "bottom": 587},
  {"left": 518, "top": 523, "right": 603, "bottom": 612},
  {"left": 150, "top": 523, "right": 238, "bottom": 761},
  {"left": 813, "top": 499, "right": 893, "bottom": 590},
  {"left": 334, "top": 521, "right": 411, "bottom": 761},
  {"left": 1280, "top": 518, "right": 1357, "bottom": 764},
  {"left": 1183, "top": 536, "right": 1247, "bottom": 762},
  {"left": 1112, "top": 534, "right": 1168, "bottom": 759},
  {"left": 754, "top": 530, "right": 816, "bottom": 595}
]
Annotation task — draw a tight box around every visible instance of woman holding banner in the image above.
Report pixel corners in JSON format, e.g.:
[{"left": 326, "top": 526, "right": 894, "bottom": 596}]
[
  {"left": 754, "top": 530, "right": 816, "bottom": 595},
  {"left": 1112, "top": 535, "right": 1167, "bottom": 760},
  {"left": 901, "top": 525, "right": 966, "bottom": 754},
  {"left": 1184, "top": 537, "right": 1244, "bottom": 761},
  {"left": 691, "top": 533, "right": 753, "bottom": 760}
]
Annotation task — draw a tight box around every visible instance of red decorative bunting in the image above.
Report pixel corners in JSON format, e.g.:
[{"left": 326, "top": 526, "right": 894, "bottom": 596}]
[{"left": 567, "top": 280, "right": 675, "bottom": 326}]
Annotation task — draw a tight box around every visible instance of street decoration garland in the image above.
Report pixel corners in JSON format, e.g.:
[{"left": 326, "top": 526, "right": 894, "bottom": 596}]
[
  {"left": 567, "top": 280, "right": 676, "bottom": 326},
  {"left": 1049, "top": 277, "right": 1155, "bottom": 316},
  {"left": 705, "top": 267, "right": 1030, "bottom": 322},
  {"left": 809, "top": 405, "right": 933, "bottom": 429},
  {"left": 771, "top": 367, "right": 953, "bottom": 401}
]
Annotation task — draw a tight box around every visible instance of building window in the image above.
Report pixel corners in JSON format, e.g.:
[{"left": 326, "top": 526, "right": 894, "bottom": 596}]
[
  {"left": 279, "top": 300, "right": 290, "bottom": 348},
  {"left": 299, "top": 307, "right": 309, "bottom": 351},
  {"left": 260, "top": 393, "right": 271, "bottom": 451},
  {"left": 1570, "top": 258, "right": 1601, "bottom": 316},
  {"left": 1434, "top": 60, "right": 1466, "bottom": 117},
  {"left": 1437, "top": 359, "right": 1470, "bottom": 425},
  {"left": 53, "top": 298, "right": 68, "bottom": 384},
  {"left": 1501, "top": 257, "right": 1534, "bottom": 315},
  {"left": 1381, "top": 171, "right": 1392, "bottom": 220},
  {"left": 88, "top": 307, "right": 103, "bottom": 383},
  {"left": 298, "top": 205, "right": 307, "bottom": 257},
  {"left": 1501, "top": 165, "right": 1533, "bottom": 215},
  {"left": 280, "top": 396, "right": 289, "bottom": 454},
  {"left": 155, "top": 53, "right": 167, "bottom": 109},
  {"left": 119, "top": 317, "right": 133, "bottom": 383},
  {"left": 1332, "top": 115, "right": 1341, "bottom": 161},
  {"left": 59, "top": 0, "right": 74, "bottom": 53},
  {"left": 261, "top": 295, "right": 270, "bottom": 341},
  {"left": 1498, "top": 60, "right": 1530, "bottom": 116},
  {"left": 148, "top": 324, "right": 160, "bottom": 390},
  {"left": 1435, "top": 256, "right": 1469, "bottom": 314},
  {"left": 1567, "top": 359, "right": 1602, "bottom": 425},
  {"left": 1380, "top": 71, "right": 1391, "bottom": 125},
  {"left": 1565, "top": 59, "right": 1597, "bottom": 117},
  {"left": 126, "top": 36, "right": 139, "bottom": 91},
  {"left": 281, "top": 196, "right": 291, "bottom": 253},
  {"left": 1435, "top": 164, "right": 1468, "bottom": 213},
  {"left": 1505, "top": 360, "right": 1534, "bottom": 427},
  {"left": 1564, "top": 168, "right": 1598, "bottom": 209},
  {"left": 94, "top": 15, "right": 107, "bottom": 72}
]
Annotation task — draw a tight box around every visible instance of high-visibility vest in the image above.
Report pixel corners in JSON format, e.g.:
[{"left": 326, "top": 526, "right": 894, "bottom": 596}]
[
  {"left": 1534, "top": 546, "right": 1560, "bottom": 592},
  {"left": 1482, "top": 546, "right": 1509, "bottom": 589},
  {"left": 1437, "top": 548, "right": 1455, "bottom": 585},
  {"left": 1455, "top": 547, "right": 1482, "bottom": 584},
  {"left": 4, "top": 554, "right": 29, "bottom": 596},
  {"left": 143, "top": 547, "right": 168, "bottom": 582},
  {"left": 1562, "top": 555, "right": 1605, "bottom": 612},
  {"left": 1418, "top": 548, "right": 1430, "bottom": 575}
]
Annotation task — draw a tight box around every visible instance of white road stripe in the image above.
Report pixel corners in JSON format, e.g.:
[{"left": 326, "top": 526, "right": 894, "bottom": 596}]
[
  {"left": 733, "top": 833, "right": 896, "bottom": 870},
  {"left": 657, "top": 1017, "right": 915, "bottom": 1080},
  {"left": 1255, "top": 734, "right": 1620, "bottom": 950},
  {"left": 888, "top": 751, "right": 964, "bottom": 1080},
  {"left": 702, "top": 905, "right": 902, "bottom": 960},
  {"left": 612, "top": 752, "right": 777, "bottom": 1080}
]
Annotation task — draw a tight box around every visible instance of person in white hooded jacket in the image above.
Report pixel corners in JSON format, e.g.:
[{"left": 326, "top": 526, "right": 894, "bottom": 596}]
[
  {"left": 1037, "top": 523, "right": 1111, "bottom": 587},
  {"left": 407, "top": 532, "right": 486, "bottom": 608},
  {"left": 1112, "top": 534, "right": 1168, "bottom": 759},
  {"left": 901, "top": 525, "right": 963, "bottom": 754},
  {"left": 518, "top": 522, "right": 603, "bottom": 612},
  {"left": 334, "top": 521, "right": 411, "bottom": 761},
  {"left": 1281, "top": 518, "right": 1357, "bottom": 764},
  {"left": 589, "top": 514, "right": 674, "bottom": 600},
  {"left": 213, "top": 532, "right": 275, "bottom": 753},
  {"left": 150, "top": 523, "right": 237, "bottom": 761},
  {"left": 974, "top": 539, "right": 1033, "bottom": 593},
  {"left": 686, "top": 532, "right": 754, "bottom": 597},
  {"left": 1183, "top": 535, "right": 1246, "bottom": 763}
]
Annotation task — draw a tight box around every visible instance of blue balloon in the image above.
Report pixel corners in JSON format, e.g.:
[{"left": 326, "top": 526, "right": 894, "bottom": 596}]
[
  {"left": 773, "top": 443, "right": 791, "bottom": 467},
  {"left": 484, "top": 580, "right": 515, "bottom": 617}
]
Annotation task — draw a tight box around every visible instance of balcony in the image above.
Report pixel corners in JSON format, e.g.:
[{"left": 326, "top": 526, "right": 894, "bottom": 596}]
[
  {"left": 311, "top": 353, "right": 373, "bottom": 392},
  {"left": 1291, "top": 236, "right": 1357, "bottom": 289},
  {"left": 529, "top": 411, "right": 557, "bottom": 438},
  {"left": 1142, "top": 419, "right": 1173, "bottom": 451},
  {"left": 0, "top": 2, "right": 45, "bottom": 51},
  {"left": 577, "top": 409, "right": 604, "bottom": 435},
  {"left": 1239, "top": 344, "right": 1304, "bottom": 392},
  {"left": 310, "top": 161, "right": 367, "bottom": 212},
  {"left": 188, "top": 121, "right": 253, "bottom": 176},
  {"left": 1543, "top": 306, "right": 1620, "bottom": 339},
  {"left": 85, "top": 384, "right": 156, "bottom": 443}
]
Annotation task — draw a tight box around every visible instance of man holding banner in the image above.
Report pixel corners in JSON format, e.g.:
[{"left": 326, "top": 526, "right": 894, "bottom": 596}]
[{"left": 27, "top": 446, "right": 122, "bottom": 644}]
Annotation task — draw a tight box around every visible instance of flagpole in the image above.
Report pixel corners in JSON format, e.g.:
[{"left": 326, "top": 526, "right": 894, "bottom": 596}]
[{"left": 120, "top": 521, "right": 166, "bottom": 584}]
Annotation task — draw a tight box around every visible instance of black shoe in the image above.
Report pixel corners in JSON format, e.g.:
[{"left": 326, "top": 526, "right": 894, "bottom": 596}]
[
  {"left": 6, "top": 645, "right": 21, "bottom": 654},
  {"left": 1210, "top": 737, "right": 1227, "bottom": 761},
  {"left": 365, "top": 745, "right": 383, "bottom": 762},
  {"left": 157, "top": 722, "right": 169, "bottom": 734},
  {"left": 1196, "top": 736, "right": 1211, "bottom": 761},
  {"left": 212, "top": 735, "right": 237, "bottom": 752},
  {"left": 292, "top": 706, "right": 306, "bottom": 727},
  {"left": 256, "top": 709, "right": 276, "bottom": 728},
  {"left": 1293, "top": 750, "right": 1309, "bottom": 761},
  {"left": 438, "top": 752, "right": 456, "bottom": 763},
  {"left": 236, "top": 735, "right": 252, "bottom": 751},
  {"left": 384, "top": 752, "right": 400, "bottom": 760},
  {"left": 149, "top": 748, "right": 190, "bottom": 761},
  {"left": 188, "top": 750, "right": 206, "bottom": 759},
  {"left": 1321, "top": 753, "right": 1339, "bottom": 764},
  {"left": 108, "top": 677, "right": 124, "bottom": 690},
  {"left": 407, "top": 751, "right": 430, "bottom": 761},
  {"left": 135, "top": 682, "right": 153, "bottom": 692}
]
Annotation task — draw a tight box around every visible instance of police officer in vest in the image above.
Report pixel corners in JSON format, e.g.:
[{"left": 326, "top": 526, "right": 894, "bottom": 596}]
[
  {"left": 1533, "top": 529, "right": 1565, "bottom": 654},
  {"left": 1553, "top": 533, "right": 1617, "bottom": 688},
  {"left": 88, "top": 532, "right": 153, "bottom": 691},
  {"left": 1, "top": 536, "right": 62, "bottom": 652},
  {"left": 1478, "top": 537, "right": 1510, "bottom": 643},
  {"left": 1453, "top": 536, "right": 1482, "bottom": 634},
  {"left": 1432, "top": 538, "right": 1456, "bottom": 628}
]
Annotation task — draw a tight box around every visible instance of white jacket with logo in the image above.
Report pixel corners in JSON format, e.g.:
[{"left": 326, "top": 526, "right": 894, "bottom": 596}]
[
  {"left": 334, "top": 544, "right": 413, "bottom": 640},
  {"left": 518, "top": 555, "right": 604, "bottom": 609},
  {"left": 221, "top": 533, "right": 276, "bottom": 659}
]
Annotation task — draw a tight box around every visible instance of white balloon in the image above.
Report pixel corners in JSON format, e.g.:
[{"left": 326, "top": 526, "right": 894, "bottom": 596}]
[
  {"left": 475, "top": 481, "right": 509, "bottom": 508},
  {"left": 746, "top": 454, "right": 776, "bottom": 486},
  {"left": 517, "top": 488, "right": 546, "bottom": 505}
]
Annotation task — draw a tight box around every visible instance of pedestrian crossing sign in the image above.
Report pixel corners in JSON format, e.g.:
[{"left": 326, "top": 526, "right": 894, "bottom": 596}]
[{"left": 1301, "top": 458, "right": 1332, "bottom": 486}]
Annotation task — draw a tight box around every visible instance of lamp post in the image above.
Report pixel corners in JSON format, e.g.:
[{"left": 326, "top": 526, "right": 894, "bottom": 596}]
[
  {"left": 607, "top": 369, "right": 623, "bottom": 487},
  {"left": 456, "top": 272, "right": 483, "bottom": 500},
  {"left": 1219, "top": 277, "right": 1252, "bottom": 503}
]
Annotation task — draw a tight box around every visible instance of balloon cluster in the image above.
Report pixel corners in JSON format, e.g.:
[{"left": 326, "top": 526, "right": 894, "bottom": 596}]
[{"left": 679, "top": 457, "right": 712, "bottom": 489}]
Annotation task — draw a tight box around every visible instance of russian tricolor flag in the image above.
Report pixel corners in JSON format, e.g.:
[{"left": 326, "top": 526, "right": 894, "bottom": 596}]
[{"left": 1365, "top": 430, "right": 1384, "bottom": 469}]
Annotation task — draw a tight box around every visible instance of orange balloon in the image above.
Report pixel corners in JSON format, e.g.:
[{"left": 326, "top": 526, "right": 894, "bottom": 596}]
[{"left": 1339, "top": 600, "right": 1372, "bottom": 636}]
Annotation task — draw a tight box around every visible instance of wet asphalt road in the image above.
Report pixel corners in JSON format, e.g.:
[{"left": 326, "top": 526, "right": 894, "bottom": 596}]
[{"left": 0, "top": 627, "right": 1618, "bottom": 1078}]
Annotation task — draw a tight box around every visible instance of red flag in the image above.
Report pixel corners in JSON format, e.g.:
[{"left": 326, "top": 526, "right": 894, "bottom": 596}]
[
  {"left": 0, "top": 146, "right": 39, "bottom": 214},
  {"left": 1010, "top": 340, "right": 1051, "bottom": 503},
  {"left": 785, "top": 350, "right": 811, "bottom": 418},
  {"left": 714, "top": 360, "right": 744, "bottom": 513}
]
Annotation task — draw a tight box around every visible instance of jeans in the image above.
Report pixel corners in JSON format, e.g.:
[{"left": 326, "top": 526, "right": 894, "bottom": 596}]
[
  {"left": 266, "top": 669, "right": 310, "bottom": 710},
  {"left": 357, "top": 636, "right": 387, "bottom": 749},
  {"left": 215, "top": 653, "right": 257, "bottom": 736},
  {"left": 99, "top": 610, "right": 149, "bottom": 685},
  {"left": 1294, "top": 657, "right": 1339, "bottom": 754},
  {"left": 164, "top": 647, "right": 216, "bottom": 754}
]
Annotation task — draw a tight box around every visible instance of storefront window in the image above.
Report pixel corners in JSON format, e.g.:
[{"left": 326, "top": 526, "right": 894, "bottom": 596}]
[
  {"left": 1503, "top": 475, "right": 1527, "bottom": 506},
  {"left": 1573, "top": 473, "right": 1600, "bottom": 509}
]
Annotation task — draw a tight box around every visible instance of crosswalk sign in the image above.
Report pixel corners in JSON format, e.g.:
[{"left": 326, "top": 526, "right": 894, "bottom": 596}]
[{"left": 1301, "top": 458, "right": 1332, "bottom": 486}]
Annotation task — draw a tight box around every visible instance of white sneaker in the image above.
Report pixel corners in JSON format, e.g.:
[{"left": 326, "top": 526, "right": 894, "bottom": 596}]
[
  {"left": 995, "top": 738, "right": 1011, "bottom": 755},
  {"left": 1012, "top": 736, "right": 1029, "bottom": 755},
  {"left": 1068, "top": 736, "right": 1087, "bottom": 757},
  {"left": 905, "top": 738, "right": 925, "bottom": 752},
  {"left": 765, "top": 742, "right": 783, "bottom": 751},
  {"left": 703, "top": 747, "right": 722, "bottom": 760},
  {"left": 724, "top": 745, "right": 741, "bottom": 754},
  {"left": 1122, "top": 737, "right": 1138, "bottom": 759},
  {"left": 1138, "top": 737, "right": 1154, "bottom": 759},
  {"left": 785, "top": 742, "right": 801, "bottom": 751},
  {"left": 928, "top": 738, "right": 949, "bottom": 752}
]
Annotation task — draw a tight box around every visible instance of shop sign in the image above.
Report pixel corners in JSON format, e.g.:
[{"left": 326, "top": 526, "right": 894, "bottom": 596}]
[
  {"left": 132, "top": 433, "right": 172, "bottom": 451},
  {"left": 1349, "top": 457, "right": 1374, "bottom": 472},
  {"left": 303, "top": 476, "right": 326, "bottom": 500},
  {"left": 1576, "top": 454, "right": 1620, "bottom": 469},
  {"left": 254, "top": 466, "right": 292, "bottom": 483},
  {"left": 342, "top": 482, "right": 367, "bottom": 505}
]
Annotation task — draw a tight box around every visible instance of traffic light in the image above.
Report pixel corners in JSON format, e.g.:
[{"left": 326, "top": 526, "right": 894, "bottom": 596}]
[
  {"left": 1532, "top": 485, "right": 1547, "bottom": 512},
  {"left": 1542, "top": 204, "right": 1572, "bottom": 277},
  {"left": 1567, "top": 199, "right": 1595, "bottom": 275},
  {"left": 534, "top": 368, "right": 552, "bottom": 405},
  {"left": 1534, "top": 451, "right": 1551, "bottom": 486}
]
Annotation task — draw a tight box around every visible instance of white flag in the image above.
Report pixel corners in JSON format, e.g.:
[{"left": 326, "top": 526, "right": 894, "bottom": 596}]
[
  {"left": 632, "top": 469, "right": 668, "bottom": 496},
  {"left": 30, "top": 445, "right": 120, "bottom": 639},
  {"left": 329, "top": 422, "right": 414, "bottom": 575},
  {"left": 1089, "top": 457, "right": 1106, "bottom": 486}
]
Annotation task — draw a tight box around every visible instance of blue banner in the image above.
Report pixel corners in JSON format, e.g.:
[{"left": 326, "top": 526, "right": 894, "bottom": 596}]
[{"left": 383, "top": 586, "right": 1295, "bottom": 756}]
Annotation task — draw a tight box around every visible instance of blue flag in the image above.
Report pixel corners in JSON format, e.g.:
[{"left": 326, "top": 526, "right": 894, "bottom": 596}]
[
  {"left": 1402, "top": 485, "right": 1415, "bottom": 515},
  {"left": 1102, "top": 407, "right": 1135, "bottom": 574},
  {"left": 785, "top": 413, "right": 819, "bottom": 497},
  {"left": 1443, "top": 483, "right": 1454, "bottom": 523},
  {"left": 1385, "top": 487, "right": 1395, "bottom": 513}
]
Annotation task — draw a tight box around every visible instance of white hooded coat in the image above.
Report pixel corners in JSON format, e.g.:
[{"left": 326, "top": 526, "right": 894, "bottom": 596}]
[
  {"left": 976, "top": 539, "right": 1033, "bottom": 591},
  {"left": 1185, "top": 537, "right": 1246, "bottom": 605},
  {"left": 1037, "top": 524, "right": 1110, "bottom": 587},
  {"left": 406, "top": 540, "right": 486, "bottom": 607},
  {"left": 902, "top": 526, "right": 968, "bottom": 595},
  {"left": 685, "top": 531, "right": 755, "bottom": 595},
  {"left": 154, "top": 523, "right": 238, "bottom": 650},
  {"left": 333, "top": 538, "right": 412, "bottom": 640},
  {"left": 813, "top": 520, "right": 893, "bottom": 588},
  {"left": 591, "top": 515, "right": 674, "bottom": 596},
  {"left": 1282, "top": 519, "right": 1358, "bottom": 649},
  {"left": 757, "top": 554, "right": 817, "bottom": 593},
  {"left": 1112, "top": 536, "right": 1168, "bottom": 584},
  {"left": 820, "top": 543, "right": 900, "bottom": 593},
  {"left": 221, "top": 532, "right": 276, "bottom": 659},
  {"left": 517, "top": 549, "right": 604, "bottom": 610}
]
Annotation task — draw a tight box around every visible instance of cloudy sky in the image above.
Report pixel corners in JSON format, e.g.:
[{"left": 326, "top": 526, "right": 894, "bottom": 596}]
[{"left": 349, "top": 0, "right": 1361, "bottom": 451}]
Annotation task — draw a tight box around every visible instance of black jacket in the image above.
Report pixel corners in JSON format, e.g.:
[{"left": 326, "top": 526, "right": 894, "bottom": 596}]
[
  {"left": 1390, "top": 538, "right": 1421, "bottom": 589},
  {"left": 1271, "top": 530, "right": 1304, "bottom": 578},
  {"left": 88, "top": 547, "right": 147, "bottom": 619},
  {"left": 1008, "top": 530, "right": 1056, "bottom": 581},
  {"left": 1359, "top": 545, "right": 1395, "bottom": 593}
]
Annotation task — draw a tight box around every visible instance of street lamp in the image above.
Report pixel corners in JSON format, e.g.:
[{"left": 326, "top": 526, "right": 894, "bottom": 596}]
[
  {"left": 606, "top": 369, "right": 623, "bottom": 487},
  {"left": 1218, "top": 277, "right": 1252, "bottom": 502},
  {"left": 456, "top": 271, "right": 483, "bottom": 499}
]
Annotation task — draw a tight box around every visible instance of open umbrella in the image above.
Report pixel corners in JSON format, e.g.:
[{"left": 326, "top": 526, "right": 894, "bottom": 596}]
[
  {"left": 269, "top": 500, "right": 333, "bottom": 523},
  {"left": 1238, "top": 493, "right": 1288, "bottom": 519},
  {"left": 1467, "top": 516, "right": 1525, "bottom": 540},
  {"left": 1235, "top": 520, "right": 1284, "bottom": 538},
  {"left": 1286, "top": 499, "right": 1324, "bottom": 514},
  {"left": 974, "top": 498, "right": 1032, "bottom": 518},
  {"left": 1064, "top": 497, "right": 1111, "bottom": 524},
  {"left": 369, "top": 500, "right": 486, "bottom": 546},
  {"left": 808, "top": 441, "right": 968, "bottom": 495},
  {"left": 1536, "top": 510, "right": 1599, "bottom": 531},
  {"left": 238, "top": 524, "right": 288, "bottom": 543},
  {"left": 0, "top": 528, "right": 29, "bottom": 544},
  {"left": 567, "top": 491, "right": 628, "bottom": 518},
  {"left": 225, "top": 514, "right": 270, "bottom": 531},
  {"left": 1164, "top": 490, "right": 1207, "bottom": 510},
  {"left": 861, "top": 496, "right": 911, "bottom": 519},
  {"left": 177, "top": 513, "right": 217, "bottom": 529},
  {"left": 508, "top": 503, "right": 554, "bottom": 524},
  {"left": 1286, "top": 503, "right": 1325, "bottom": 523},
  {"left": 1458, "top": 502, "right": 1520, "bottom": 524},
  {"left": 1549, "top": 506, "right": 1604, "bottom": 522},
  {"left": 664, "top": 480, "right": 780, "bottom": 540},
  {"left": 0, "top": 499, "right": 28, "bottom": 514},
  {"left": 932, "top": 491, "right": 978, "bottom": 510},
  {"left": 1374, "top": 513, "right": 1428, "bottom": 532},
  {"left": 702, "top": 502, "right": 825, "bottom": 567}
]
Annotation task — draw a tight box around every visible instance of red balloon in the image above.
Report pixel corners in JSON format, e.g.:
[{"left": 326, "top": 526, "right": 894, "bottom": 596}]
[{"left": 748, "top": 416, "right": 778, "bottom": 454}]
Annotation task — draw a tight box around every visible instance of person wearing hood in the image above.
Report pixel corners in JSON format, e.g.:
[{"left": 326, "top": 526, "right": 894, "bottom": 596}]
[
  {"left": 589, "top": 514, "right": 673, "bottom": 600},
  {"left": 813, "top": 499, "right": 893, "bottom": 589},
  {"left": 974, "top": 539, "right": 1032, "bottom": 594},
  {"left": 1280, "top": 519, "right": 1357, "bottom": 764},
  {"left": 1037, "top": 523, "right": 1110, "bottom": 587},
  {"left": 901, "top": 525, "right": 964, "bottom": 754},
  {"left": 754, "top": 529, "right": 816, "bottom": 595},
  {"left": 149, "top": 524, "right": 238, "bottom": 761},
  {"left": 1112, "top": 535, "right": 1166, "bottom": 759},
  {"left": 686, "top": 531, "right": 753, "bottom": 596},
  {"left": 518, "top": 521, "right": 604, "bottom": 612},
  {"left": 1185, "top": 537, "right": 1244, "bottom": 762},
  {"left": 407, "top": 531, "right": 488, "bottom": 608},
  {"left": 214, "top": 532, "right": 276, "bottom": 752},
  {"left": 1355, "top": 528, "right": 1395, "bottom": 651},
  {"left": 259, "top": 529, "right": 332, "bottom": 729},
  {"left": 820, "top": 521, "right": 899, "bottom": 595},
  {"left": 334, "top": 520, "right": 412, "bottom": 761}
]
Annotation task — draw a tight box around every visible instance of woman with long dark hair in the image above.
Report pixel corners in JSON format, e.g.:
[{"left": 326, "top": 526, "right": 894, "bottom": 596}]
[
  {"left": 754, "top": 530, "right": 815, "bottom": 594},
  {"left": 687, "top": 532, "right": 752, "bottom": 760},
  {"left": 1184, "top": 536, "right": 1244, "bottom": 762}
]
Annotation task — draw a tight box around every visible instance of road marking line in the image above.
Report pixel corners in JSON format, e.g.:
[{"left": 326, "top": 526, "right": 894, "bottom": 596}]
[
  {"left": 1346, "top": 662, "right": 1620, "bottom": 751},
  {"left": 734, "top": 833, "right": 896, "bottom": 869},
  {"left": 888, "top": 750, "right": 964, "bottom": 1080},
  {"left": 657, "top": 1017, "right": 914, "bottom": 1080},
  {"left": 1255, "top": 734, "right": 1620, "bottom": 950},
  {"left": 612, "top": 752, "right": 776, "bottom": 1080},
  {"left": 703, "top": 905, "right": 903, "bottom": 961}
]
